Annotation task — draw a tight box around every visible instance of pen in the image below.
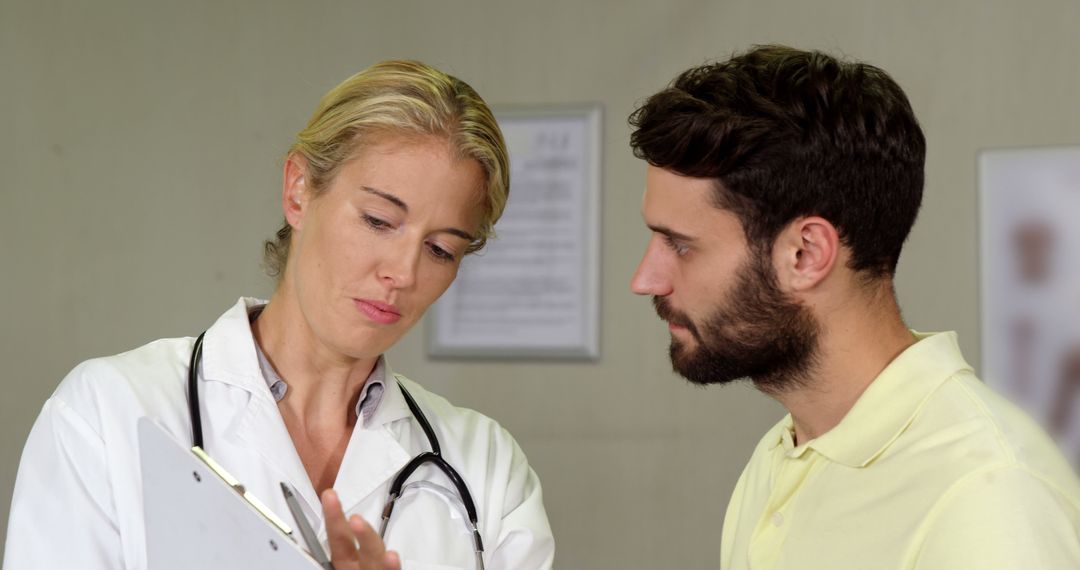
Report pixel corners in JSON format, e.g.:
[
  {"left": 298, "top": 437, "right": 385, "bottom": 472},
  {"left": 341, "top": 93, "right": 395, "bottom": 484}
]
[{"left": 280, "top": 482, "right": 334, "bottom": 570}]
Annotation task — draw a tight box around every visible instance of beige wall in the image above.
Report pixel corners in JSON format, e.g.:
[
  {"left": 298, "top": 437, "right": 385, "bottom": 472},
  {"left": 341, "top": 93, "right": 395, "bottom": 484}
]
[{"left": 3, "top": 0, "right": 1078, "bottom": 567}]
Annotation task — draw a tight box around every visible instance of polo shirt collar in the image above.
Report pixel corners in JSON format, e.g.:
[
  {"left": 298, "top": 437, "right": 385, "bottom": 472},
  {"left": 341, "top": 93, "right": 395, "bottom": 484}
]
[{"left": 770, "top": 331, "right": 973, "bottom": 467}]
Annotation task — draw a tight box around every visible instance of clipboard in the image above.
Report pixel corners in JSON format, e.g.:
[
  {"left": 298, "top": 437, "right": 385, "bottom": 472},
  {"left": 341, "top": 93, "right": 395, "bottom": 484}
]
[{"left": 138, "top": 417, "right": 323, "bottom": 569}]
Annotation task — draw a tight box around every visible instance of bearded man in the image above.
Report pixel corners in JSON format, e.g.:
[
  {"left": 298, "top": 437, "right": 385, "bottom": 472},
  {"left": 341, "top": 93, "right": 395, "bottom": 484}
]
[{"left": 629, "top": 45, "right": 1080, "bottom": 569}]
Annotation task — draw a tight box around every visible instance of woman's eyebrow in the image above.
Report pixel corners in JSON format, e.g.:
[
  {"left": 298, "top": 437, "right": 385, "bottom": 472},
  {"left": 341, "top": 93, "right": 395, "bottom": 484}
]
[
  {"left": 360, "top": 186, "right": 408, "bottom": 212},
  {"left": 438, "top": 227, "right": 476, "bottom": 242},
  {"left": 361, "top": 185, "right": 476, "bottom": 242}
]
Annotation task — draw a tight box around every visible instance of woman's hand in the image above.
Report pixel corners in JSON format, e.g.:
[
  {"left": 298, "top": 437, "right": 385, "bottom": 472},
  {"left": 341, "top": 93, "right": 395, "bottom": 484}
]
[{"left": 321, "top": 489, "right": 402, "bottom": 570}]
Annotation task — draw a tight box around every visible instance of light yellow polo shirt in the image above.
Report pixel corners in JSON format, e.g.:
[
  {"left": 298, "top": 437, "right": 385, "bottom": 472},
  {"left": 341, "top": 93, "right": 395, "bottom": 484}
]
[{"left": 720, "top": 332, "right": 1080, "bottom": 569}]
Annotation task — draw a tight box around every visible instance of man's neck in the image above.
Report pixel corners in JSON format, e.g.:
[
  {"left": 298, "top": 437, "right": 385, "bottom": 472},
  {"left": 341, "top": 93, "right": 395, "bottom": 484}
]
[{"left": 769, "top": 293, "right": 916, "bottom": 446}]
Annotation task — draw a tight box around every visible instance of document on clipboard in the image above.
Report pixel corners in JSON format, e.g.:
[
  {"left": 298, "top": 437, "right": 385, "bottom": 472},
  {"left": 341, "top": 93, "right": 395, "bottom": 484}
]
[{"left": 137, "top": 417, "right": 324, "bottom": 569}]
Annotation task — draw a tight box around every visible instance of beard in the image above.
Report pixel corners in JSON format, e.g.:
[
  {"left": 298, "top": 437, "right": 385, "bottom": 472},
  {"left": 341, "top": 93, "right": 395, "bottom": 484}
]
[{"left": 653, "top": 251, "right": 820, "bottom": 393}]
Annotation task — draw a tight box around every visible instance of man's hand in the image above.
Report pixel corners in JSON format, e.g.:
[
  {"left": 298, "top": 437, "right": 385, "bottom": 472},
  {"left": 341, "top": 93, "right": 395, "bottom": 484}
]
[{"left": 321, "top": 489, "right": 401, "bottom": 570}]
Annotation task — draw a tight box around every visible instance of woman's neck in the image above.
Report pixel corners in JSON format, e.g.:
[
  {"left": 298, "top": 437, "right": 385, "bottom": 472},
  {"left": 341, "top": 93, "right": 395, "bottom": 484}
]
[{"left": 251, "top": 291, "right": 378, "bottom": 428}]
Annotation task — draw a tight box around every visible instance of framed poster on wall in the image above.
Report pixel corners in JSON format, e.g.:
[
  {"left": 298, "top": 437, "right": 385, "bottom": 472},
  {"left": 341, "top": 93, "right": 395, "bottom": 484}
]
[
  {"left": 427, "top": 105, "right": 602, "bottom": 360},
  {"left": 979, "top": 145, "right": 1080, "bottom": 467}
]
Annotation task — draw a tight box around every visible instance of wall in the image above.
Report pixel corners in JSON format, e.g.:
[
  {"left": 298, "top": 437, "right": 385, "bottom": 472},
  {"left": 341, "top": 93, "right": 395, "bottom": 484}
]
[{"left": 2, "top": 0, "right": 1078, "bottom": 567}]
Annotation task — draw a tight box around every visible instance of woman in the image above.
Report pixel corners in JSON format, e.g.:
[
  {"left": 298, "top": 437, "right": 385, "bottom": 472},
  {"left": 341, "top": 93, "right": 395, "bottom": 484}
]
[{"left": 4, "top": 61, "right": 554, "bottom": 570}]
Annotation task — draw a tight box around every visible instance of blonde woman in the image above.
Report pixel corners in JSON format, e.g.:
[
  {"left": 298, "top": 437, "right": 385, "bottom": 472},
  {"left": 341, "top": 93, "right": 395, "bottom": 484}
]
[{"left": 4, "top": 61, "right": 554, "bottom": 570}]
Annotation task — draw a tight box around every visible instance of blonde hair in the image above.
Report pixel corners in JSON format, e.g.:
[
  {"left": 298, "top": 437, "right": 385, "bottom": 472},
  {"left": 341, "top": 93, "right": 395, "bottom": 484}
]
[{"left": 263, "top": 60, "right": 509, "bottom": 278}]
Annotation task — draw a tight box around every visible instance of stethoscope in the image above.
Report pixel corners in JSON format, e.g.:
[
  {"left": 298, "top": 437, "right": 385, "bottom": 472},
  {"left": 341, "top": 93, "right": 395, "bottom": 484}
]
[{"left": 186, "top": 331, "right": 486, "bottom": 569}]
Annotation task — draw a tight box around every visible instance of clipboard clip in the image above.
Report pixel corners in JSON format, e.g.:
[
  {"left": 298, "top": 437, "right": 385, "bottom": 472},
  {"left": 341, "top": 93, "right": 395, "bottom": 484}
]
[{"left": 190, "top": 446, "right": 294, "bottom": 536}]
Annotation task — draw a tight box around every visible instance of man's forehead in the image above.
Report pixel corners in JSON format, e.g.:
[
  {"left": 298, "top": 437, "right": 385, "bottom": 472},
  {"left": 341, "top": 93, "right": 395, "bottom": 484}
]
[
  {"left": 640, "top": 165, "right": 749, "bottom": 247},
  {"left": 642, "top": 166, "right": 722, "bottom": 220}
]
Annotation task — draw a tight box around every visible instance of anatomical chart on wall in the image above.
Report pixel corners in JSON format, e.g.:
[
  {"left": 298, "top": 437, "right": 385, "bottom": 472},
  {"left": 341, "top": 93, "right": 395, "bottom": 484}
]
[{"left": 980, "top": 146, "right": 1080, "bottom": 468}]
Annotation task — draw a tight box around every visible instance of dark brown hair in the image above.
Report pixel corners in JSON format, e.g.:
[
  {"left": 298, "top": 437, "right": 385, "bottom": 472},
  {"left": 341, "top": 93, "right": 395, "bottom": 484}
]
[{"left": 630, "top": 45, "right": 926, "bottom": 278}]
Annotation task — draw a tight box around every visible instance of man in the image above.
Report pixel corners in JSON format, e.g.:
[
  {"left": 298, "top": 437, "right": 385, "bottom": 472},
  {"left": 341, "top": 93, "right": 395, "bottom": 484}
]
[{"left": 629, "top": 45, "right": 1080, "bottom": 569}]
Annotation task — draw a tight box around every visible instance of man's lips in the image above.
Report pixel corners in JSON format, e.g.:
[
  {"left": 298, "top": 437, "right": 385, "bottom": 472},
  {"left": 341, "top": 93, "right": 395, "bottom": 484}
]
[
  {"left": 353, "top": 298, "right": 402, "bottom": 325},
  {"left": 654, "top": 297, "right": 687, "bottom": 325},
  {"left": 653, "top": 296, "right": 697, "bottom": 337}
]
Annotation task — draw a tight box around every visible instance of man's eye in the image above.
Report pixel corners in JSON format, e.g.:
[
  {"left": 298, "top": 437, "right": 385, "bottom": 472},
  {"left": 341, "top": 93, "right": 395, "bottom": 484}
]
[{"left": 663, "top": 235, "right": 690, "bottom": 256}]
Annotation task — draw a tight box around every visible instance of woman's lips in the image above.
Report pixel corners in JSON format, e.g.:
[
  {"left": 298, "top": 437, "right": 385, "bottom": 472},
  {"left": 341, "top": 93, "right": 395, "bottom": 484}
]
[{"left": 353, "top": 299, "right": 402, "bottom": 325}]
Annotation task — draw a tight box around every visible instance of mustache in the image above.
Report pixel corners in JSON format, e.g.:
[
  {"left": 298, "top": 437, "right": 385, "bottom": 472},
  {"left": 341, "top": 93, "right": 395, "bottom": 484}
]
[{"left": 652, "top": 296, "right": 699, "bottom": 337}]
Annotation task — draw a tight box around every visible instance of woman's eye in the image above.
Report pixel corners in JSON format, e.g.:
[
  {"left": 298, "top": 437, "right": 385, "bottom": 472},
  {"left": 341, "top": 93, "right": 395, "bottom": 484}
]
[
  {"left": 362, "top": 214, "right": 393, "bottom": 231},
  {"left": 427, "top": 243, "right": 456, "bottom": 263},
  {"left": 663, "top": 235, "right": 690, "bottom": 256}
]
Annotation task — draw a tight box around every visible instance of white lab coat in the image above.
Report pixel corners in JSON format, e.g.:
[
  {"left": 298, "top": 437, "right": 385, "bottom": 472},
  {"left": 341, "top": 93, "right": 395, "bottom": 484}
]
[{"left": 3, "top": 298, "right": 555, "bottom": 570}]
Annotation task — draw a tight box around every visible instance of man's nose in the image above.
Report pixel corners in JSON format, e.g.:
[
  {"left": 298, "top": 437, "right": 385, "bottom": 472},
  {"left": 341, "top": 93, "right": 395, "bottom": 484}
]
[{"left": 630, "top": 238, "right": 673, "bottom": 297}]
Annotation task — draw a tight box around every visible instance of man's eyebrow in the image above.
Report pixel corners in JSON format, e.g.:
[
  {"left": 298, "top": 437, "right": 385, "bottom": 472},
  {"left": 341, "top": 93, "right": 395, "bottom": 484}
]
[
  {"left": 361, "top": 186, "right": 408, "bottom": 212},
  {"left": 647, "top": 224, "right": 696, "bottom": 242}
]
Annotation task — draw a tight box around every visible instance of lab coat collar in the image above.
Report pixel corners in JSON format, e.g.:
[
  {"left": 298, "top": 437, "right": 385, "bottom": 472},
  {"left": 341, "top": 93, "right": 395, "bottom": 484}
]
[
  {"left": 200, "top": 297, "right": 414, "bottom": 429},
  {"left": 369, "top": 366, "right": 413, "bottom": 427},
  {"left": 199, "top": 297, "right": 415, "bottom": 427},
  {"left": 200, "top": 297, "right": 268, "bottom": 392}
]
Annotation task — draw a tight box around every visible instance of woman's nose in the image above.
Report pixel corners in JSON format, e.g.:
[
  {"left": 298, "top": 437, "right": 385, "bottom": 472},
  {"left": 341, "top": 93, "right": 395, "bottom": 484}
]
[{"left": 377, "top": 243, "right": 421, "bottom": 289}]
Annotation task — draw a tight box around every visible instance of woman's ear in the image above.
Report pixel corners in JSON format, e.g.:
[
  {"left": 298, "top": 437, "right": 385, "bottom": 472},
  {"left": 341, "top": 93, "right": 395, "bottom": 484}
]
[
  {"left": 282, "top": 154, "right": 310, "bottom": 229},
  {"left": 773, "top": 216, "right": 840, "bottom": 292}
]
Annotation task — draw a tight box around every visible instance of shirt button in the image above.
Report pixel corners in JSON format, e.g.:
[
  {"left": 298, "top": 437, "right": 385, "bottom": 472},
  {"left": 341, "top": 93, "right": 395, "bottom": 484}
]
[{"left": 771, "top": 511, "right": 784, "bottom": 527}]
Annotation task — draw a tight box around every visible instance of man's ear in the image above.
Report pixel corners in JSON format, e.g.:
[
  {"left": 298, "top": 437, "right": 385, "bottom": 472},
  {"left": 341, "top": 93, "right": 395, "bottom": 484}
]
[
  {"left": 772, "top": 216, "right": 840, "bottom": 292},
  {"left": 282, "top": 153, "right": 310, "bottom": 229}
]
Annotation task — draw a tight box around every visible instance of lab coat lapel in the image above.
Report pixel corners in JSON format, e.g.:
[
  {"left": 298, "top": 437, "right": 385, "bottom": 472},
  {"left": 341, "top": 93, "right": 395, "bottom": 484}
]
[
  {"left": 231, "top": 390, "right": 318, "bottom": 508},
  {"left": 200, "top": 298, "right": 319, "bottom": 518},
  {"left": 334, "top": 374, "right": 414, "bottom": 515}
]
